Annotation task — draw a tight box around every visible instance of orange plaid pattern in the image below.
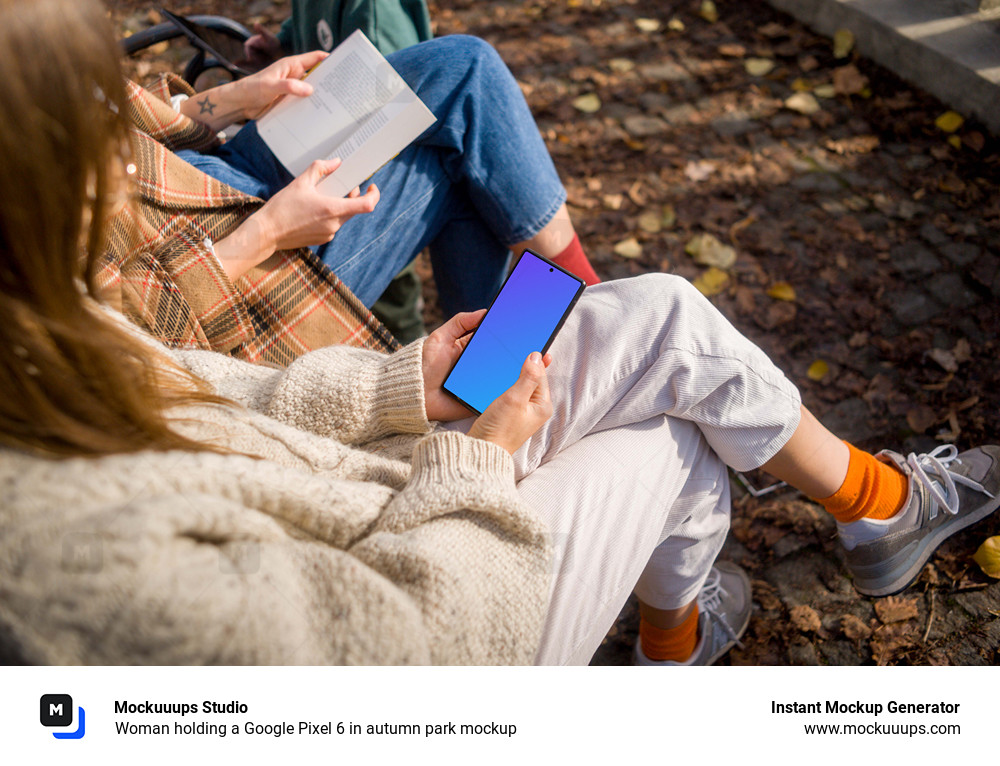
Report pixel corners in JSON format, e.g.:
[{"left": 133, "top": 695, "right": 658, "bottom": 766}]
[{"left": 96, "top": 74, "right": 398, "bottom": 368}]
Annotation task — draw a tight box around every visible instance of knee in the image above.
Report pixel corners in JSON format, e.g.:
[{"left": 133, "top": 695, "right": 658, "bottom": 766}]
[
  {"left": 433, "top": 34, "right": 507, "bottom": 78},
  {"left": 631, "top": 272, "right": 703, "bottom": 305}
]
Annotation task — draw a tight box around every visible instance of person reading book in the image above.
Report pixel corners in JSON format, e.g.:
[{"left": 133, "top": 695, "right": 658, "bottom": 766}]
[
  {"left": 3, "top": 0, "right": 999, "bottom": 667},
  {"left": 242, "top": 0, "right": 437, "bottom": 345},
  {"left": 109, "top": 26, "right": 601, "bottom": 367}
]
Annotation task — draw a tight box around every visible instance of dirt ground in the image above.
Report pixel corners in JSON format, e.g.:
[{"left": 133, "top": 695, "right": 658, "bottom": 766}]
[{"left": 108, "top": 0, "right": 1000, "bottom": 665}]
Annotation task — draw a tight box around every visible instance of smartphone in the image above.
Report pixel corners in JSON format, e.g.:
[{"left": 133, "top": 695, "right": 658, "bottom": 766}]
[{"left": 442, "top": 249, "right": 585, "bottom": 415}]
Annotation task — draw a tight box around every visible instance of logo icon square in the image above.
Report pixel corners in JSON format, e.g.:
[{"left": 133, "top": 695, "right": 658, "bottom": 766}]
[{"left": 40, "top": 694, "right": 73, "bottom": 727}]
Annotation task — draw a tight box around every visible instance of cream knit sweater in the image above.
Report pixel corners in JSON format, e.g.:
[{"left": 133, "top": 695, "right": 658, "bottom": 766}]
[{"left": 0, "top": 339, "right": 552, "bottom": 664}]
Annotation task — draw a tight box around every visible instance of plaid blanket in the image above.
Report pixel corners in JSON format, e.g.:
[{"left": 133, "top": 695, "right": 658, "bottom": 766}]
[{"left": 96, "top": 74, "right": 398, "bottom": 367}]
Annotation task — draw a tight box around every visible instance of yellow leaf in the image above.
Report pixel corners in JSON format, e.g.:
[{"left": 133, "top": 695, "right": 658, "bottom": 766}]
[
  {"left": 833, "top": 28, "right": 854, "bottom": 59},
  {"left": 767, "top": 281, "right": 797, "bottom": 301},
  {"left": 613, "top": 237, "right": 643, "bottom": 259},
  {"left": 609, "top": 58, "right": 635, "bottom": 73},
  {"left": 785, "top": 92, "right": 820, "bottom": 115},
  {"left": 973, "top": 536, "right": 1000, "bottom": 578},
  {"left": 685, "top": 233, "right": 736, "bottom": 268},
  {"left": 947, "top": 135, "right": 962, "bottom": 149},
  {"left": 935, "top": 110, "right": 964, "bottom": 133},
  {"left": 813, "top": 83, "right": 836, "bottom": 99},
  {"left": 635, "top": 17, "right": 661, "bottom": 33},
  {"left": 791, "top": 78, "right": 812, "bottom": 92},
  {"left": 807, "top": 360, "right": 830, "bottom": 381},
  {"left": 699, "top": 0, "right": 718, "bottom": 23},
  {"left": 693, "top": 267, "right": 729, "bottom": 296},
  {"left": 661, "top": 204, "right": 677, "bottom": 229},
  {"left": 638, "top": 211, "right": 662, "bottom": 233},
  {"left": 744, "top": 58, "right": 775, "bottom": 76},
  {"left": 667, "top": 17, "right": 685, "bottom": 32},
  {"left": 572, "top": 93, "right": 601, "bottom": 113}
]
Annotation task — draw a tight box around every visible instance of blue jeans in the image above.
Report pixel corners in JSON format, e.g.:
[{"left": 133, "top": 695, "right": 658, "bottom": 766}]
[{"left": 176, "top": 35, "right": 567, "bottom": 314}]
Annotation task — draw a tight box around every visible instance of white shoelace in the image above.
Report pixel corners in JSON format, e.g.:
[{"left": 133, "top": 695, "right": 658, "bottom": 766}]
[
  {"left": 906, "top": 444, "right": 995, "bottom": 519},
  {"left": 697, "top": 568, "right": 743, "bottom": 647}
]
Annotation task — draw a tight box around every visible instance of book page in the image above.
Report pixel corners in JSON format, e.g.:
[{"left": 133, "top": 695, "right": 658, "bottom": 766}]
[{"left": 256, "top": 30, "right": 435, "bottom": 194}]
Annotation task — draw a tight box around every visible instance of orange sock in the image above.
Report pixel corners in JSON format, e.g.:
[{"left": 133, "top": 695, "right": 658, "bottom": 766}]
[
  {"left": 551, "top": 233, "right": 601, "bottom": 286},
  {"left": 639, "top": 605, "right": 699, "bottom": 662},
  {"left": 816, "top": 442, "right": 908, "bottom": 524}
]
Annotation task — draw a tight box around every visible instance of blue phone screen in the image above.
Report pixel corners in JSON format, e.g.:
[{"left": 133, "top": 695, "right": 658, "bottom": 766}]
[{"left": 443, "top": 251, "right": 583, "bottom": 414}]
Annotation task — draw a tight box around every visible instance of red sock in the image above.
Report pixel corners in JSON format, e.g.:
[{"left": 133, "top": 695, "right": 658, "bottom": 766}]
[
  {"left": 551, "top": 234, "right": 601, "bottom": 286},
  {"left": 816, "top": 442, "right": 908, "bottom": 524},
  {"left": 639, "top": 605, "right": 700, "bottom": 662}
]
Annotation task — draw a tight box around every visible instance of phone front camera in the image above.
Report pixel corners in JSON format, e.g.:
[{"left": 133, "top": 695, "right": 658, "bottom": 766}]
[{"left": 549, "top": 267, "right": 554, "bottom": 272}]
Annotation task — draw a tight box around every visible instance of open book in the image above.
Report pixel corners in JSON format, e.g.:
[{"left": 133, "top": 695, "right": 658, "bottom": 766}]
[{"left": 257, "top": 30, "right": 436, "bottom": 198}]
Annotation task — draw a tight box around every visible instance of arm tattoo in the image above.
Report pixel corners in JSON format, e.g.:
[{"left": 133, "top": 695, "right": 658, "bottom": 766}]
[{"left": 197, "top": 96, "right": 217, "bottom": 116}]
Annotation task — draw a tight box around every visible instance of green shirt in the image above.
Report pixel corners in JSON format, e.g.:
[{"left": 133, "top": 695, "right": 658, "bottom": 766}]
[{"left": 276, "top": 0, "right": 432, "bottom": 56}]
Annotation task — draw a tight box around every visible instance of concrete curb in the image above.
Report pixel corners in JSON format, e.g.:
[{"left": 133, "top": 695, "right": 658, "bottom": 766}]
[{"left": 765, "top": 0, "right": 1000, "bottom": 134}]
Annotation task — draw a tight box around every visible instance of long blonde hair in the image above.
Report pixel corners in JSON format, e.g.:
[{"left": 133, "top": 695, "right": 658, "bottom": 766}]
[{"left": 0, "top": 0, "right": 229, "bottom": 457}]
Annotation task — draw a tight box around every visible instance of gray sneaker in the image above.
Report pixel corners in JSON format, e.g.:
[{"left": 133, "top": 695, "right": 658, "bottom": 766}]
[
  {"left": 634, "top": 561, "right": 752, "bottom": 666},
  {"left": 839, "top": 444, "right": 1000, "bottom": 597}
]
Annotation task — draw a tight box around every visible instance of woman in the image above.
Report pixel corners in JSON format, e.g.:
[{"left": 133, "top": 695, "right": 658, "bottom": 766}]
[{"left": 1, "top": 0, "right": 997, "bottom": 666}]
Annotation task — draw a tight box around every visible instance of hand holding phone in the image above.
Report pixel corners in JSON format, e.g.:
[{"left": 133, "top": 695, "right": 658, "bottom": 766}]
[
  {"left": 442, "top": 250, "right": 584, "bottom": 415},
  {"left": 466, "top": 351, "right": 553, "bottom": 455}
]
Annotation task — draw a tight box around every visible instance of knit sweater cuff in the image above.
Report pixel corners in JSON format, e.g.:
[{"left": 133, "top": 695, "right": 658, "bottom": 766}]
[
  {"left": 373, "top": 339, "right": 432, "bottom": 435},
  {"left": 409, "top": 430, "right": 515, "bottom": 489},
  {"left": 375, "top": 431, "right": 519, "bottom": 535}
]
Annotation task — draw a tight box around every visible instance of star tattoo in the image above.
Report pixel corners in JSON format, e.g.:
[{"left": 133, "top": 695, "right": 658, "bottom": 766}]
[{"left": 197, "top": 97, "right": 217, "bottom": 116}]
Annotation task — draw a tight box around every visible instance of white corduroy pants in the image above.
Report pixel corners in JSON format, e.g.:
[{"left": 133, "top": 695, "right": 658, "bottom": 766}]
[{"left": 444, "top": 274, "right": 803, "bottom": 664}]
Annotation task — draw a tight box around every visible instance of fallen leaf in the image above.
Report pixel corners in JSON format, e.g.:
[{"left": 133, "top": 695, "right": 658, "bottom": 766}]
[
  {"left": 906, "top": 405, "right": 937, "bottom": 432},
  {"left": 939, "top": 173, "right": 965, "bottom": 193},
  {"left": 813, "top": 83, "right": 836, "bottom": 99},
  {"left": 718, "top": 43, "right": 746, "bottom": 57},
  {"left": 947, "top": 135, "right": 962, "bottom": 149},
  {"left": 692, "top": 267, "right": 729, "bottom": 296},
  {"left": 759, "top": 22, "right": 786, "bottom": 38},
  {"left": 790, "top": 604, "right": 822, "bottom": 633},
  {"left": 602, "top": 193, "right": 624, "bottom": 210},
  {"left": 767, "top": 281, "right": 796, "bottom": 301},
  {"left": 799, "top": 54, "right": 820, "bottom": 71},
  {"left": 807, "top": 360, "right": 829, "bottom": 381},
  {"left": 928, "top": 347, "right": 958, "bottom": 373},
  {"left": 624, "top": 114, "right": 669, "bottom": 137},
  {"left": 684, "top": 159, "right": 717, "bottom": 182},
  {"left": 963, "top": 131, "right": 985, "bottom": 152},
  {"left": 744, "top": 57, "right": 775, "bottom": 76},
  {"left": 973, "top": 536, "right": 1000, "bottom": 578},
  {"left": 638, "top": 211, "right": 662, "bottom": 233},
  {"left": 699, "top": 0, "right": 718, "bottom": 23},
  {"left": 841, "top": 614, "right": 872, "bottom": 641},
  {"left": 667, "top": 17, "right": 685, "bottom": 32},
  {"left": 935, "top": 110, "right": 964, "bottom": 133},
  {"left": 609, "top": 58, "right": 635, "bottom": 73},
  {"left": 635, "top": 17, "right": 661, "bottom": 33},
  {"left": 952, "top": 338, "right": 972, "bottom": 363},
  {"left": 752, "top": 579, "right": 782, "bottom": 611},
  {"left": 935, "top": 410, "right": 961, "bottom": 442},
  {"left": 572, "top": 93, "right": 601, "bottom": 113},
  {"left": 785, "top": 92, "right": 820, "bottom": 115},
  {"left": 833, "top": 28, "right": 855, "bottom": 59},
  {"left": 791, "top": 78, "right": 812, "bottom": 92},
  {"left": 833, "top": 64, "right": 868, "bottom": 95},
  {"left": 757, "top": 301, "right": 797, "bottom": 330},
  {"left": 613, "top": 237, "right": 643, "bottom": 259},
  {"left": 660, "top": 204, "right": 677, "bottom": 229},
  {"left": 871, "top": 622, "right": 918, "bottom": 665},
  {"left": 685, "top": 233, "right": 736, "bottom": 268},
  {"left": 627, "top": 179, "right": 647, "bottom": 206},
  {"left": 874, "top": 596, "right": 919, "bottom": 624}
]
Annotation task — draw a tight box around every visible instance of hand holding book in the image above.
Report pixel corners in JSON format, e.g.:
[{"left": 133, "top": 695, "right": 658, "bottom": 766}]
[{"left": 257, "top": 30, "right": 436, "bottom": 198}]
